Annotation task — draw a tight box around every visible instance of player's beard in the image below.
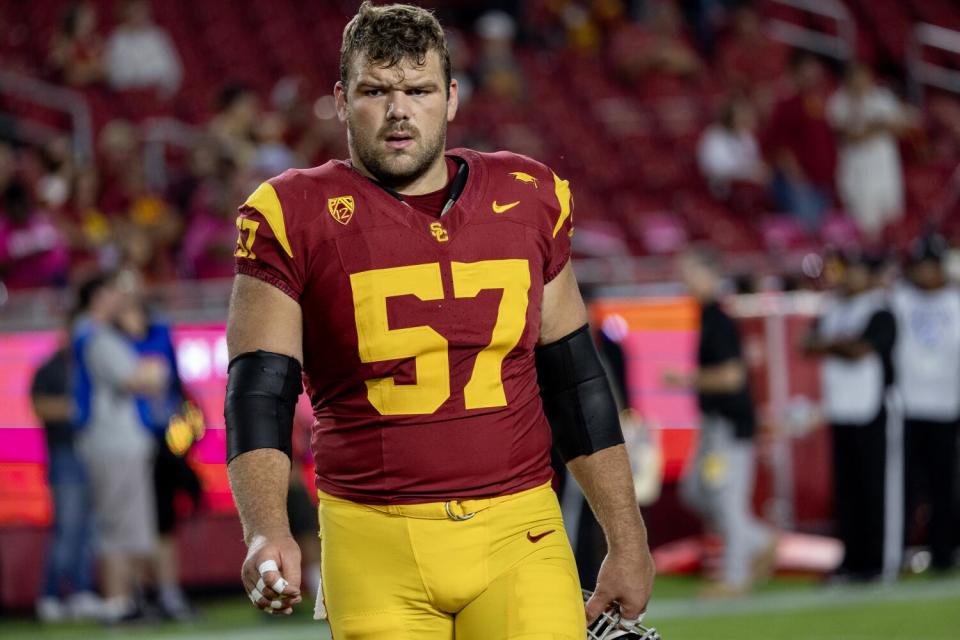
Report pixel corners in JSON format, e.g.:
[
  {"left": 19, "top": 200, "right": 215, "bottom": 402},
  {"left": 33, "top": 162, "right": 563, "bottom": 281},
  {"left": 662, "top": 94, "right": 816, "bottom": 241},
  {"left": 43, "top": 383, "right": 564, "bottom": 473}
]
[{"left": 349, "top": 118, "right": 447, "bottom": 189}]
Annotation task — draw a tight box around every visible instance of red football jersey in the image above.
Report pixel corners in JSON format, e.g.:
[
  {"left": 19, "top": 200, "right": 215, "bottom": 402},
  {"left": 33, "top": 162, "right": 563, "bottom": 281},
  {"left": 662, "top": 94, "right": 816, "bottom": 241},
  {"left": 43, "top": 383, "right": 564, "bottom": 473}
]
[{"left": 234, "top": 149, "right": 574, "bottom": 504}]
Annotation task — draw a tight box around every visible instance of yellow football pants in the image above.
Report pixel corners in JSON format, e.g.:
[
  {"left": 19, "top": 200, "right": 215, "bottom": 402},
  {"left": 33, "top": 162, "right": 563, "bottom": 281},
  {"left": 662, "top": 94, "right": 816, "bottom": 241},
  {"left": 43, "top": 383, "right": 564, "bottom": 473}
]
[{"left": 317, "top": 482, "right": 584, "bottom": 639}]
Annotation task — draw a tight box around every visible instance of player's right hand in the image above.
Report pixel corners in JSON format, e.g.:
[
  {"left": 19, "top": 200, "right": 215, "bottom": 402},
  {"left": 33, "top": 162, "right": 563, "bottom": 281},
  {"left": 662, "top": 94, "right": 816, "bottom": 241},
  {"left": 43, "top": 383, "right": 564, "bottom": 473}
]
[{"left": 241, "top": 532, "right": 304, "bottom": 615}]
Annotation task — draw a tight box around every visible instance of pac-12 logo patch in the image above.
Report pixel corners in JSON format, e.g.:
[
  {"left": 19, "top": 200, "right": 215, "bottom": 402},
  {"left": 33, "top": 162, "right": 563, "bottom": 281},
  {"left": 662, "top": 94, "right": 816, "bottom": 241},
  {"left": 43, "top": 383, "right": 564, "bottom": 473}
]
[{"left": 328, "top": 195, "right": 355, "bottom": 225}]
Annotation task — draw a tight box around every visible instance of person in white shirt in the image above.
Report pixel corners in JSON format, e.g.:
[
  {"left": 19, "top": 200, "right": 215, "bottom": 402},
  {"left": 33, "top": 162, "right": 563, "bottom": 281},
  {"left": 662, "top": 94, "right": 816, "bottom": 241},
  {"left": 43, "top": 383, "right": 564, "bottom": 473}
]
[
  {"left": 804, "top": 251, "right": 901, "bottom": 582},
  {"left": 104, "top": 0, "right": 182, "bottom": 97},
  {"left": 697, "top": 96, "right": 767, "bottom": 200},
  {"left": 891, "top": 234, "right": 960, "bottom": 572},
  {"left": 827, "top": 63, "right": 913, "bottom": 241}
]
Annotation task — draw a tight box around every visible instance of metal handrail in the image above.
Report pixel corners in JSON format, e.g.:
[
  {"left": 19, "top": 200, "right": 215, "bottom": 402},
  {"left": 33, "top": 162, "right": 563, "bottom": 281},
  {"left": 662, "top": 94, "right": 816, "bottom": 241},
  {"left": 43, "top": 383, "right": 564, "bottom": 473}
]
[
  {"left": 907, "top": 23, "right": 960, "bottom": 104},
  {"left": 0, "top": 69, "right": 93, "bottom": 163},
  {"left": 142, "top": 117, "right": 202, "bottom": 190},
  {"left": 0, "top": 112, "right": 61, "bottom": 147},
  {"left": 765, "top": 0, "right": 856, "bottom": 61},
  {"left": 0, "top": 276, "right": 234, "bottom": 333}
]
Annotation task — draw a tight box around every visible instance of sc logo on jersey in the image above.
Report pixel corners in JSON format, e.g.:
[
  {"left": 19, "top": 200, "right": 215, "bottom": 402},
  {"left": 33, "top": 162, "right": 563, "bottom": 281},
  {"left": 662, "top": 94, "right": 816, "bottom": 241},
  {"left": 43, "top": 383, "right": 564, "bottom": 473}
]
[
  {"left": 429, "top": 222, "right": 449, "bottom": 242},
  {"left": 328, "top": 195, "right": 355, "bottom": 225}
]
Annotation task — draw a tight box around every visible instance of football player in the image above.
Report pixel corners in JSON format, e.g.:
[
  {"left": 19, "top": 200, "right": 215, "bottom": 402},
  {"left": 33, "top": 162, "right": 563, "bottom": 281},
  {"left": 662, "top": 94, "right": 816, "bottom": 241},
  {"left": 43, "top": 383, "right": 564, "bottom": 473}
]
[{"left": 225, "top": 3, "right": 655, "bottom": 637}]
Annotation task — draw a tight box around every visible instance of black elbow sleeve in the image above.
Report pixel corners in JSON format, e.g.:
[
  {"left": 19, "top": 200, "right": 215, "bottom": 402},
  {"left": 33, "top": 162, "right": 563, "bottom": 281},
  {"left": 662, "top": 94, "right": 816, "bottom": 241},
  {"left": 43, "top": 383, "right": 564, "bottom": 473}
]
[
  {"left": 224, "top": 350, "right": 302, "bottom": 464},
  {"left": 535, "top": 324, "right": 624, "bottom": 462}
]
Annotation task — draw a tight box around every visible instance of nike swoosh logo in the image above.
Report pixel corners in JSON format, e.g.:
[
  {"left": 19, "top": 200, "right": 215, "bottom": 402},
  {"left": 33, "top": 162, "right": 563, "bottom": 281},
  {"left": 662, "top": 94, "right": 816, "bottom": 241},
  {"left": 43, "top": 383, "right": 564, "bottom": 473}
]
[
  {"left": 492, "top": 200, "right": 520, "bottom": 214},
  {"left": 527, "top": 529, "right": 556, "bottom": 543}
]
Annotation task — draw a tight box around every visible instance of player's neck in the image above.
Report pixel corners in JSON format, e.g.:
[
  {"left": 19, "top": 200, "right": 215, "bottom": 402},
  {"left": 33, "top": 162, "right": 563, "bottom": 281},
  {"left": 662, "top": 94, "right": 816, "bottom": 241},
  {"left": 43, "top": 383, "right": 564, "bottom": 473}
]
[{"left": 351, "top": 152, "right": 450, "bottom": 196}]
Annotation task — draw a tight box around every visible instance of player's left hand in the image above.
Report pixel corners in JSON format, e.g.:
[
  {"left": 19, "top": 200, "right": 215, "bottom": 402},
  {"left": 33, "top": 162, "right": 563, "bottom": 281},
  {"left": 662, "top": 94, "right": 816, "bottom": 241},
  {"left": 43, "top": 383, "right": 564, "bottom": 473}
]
[{"left": 586, "top": 540, "right": 655, "bottom": 624}]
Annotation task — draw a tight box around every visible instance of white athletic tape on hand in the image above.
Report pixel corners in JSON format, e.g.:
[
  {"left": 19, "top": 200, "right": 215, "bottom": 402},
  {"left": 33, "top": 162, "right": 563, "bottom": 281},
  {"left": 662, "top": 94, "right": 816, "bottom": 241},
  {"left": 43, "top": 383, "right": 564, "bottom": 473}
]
[
  {"left": 256, "top": 575, "right": 289, "bottom": 597},
  {"left": 258, "top": 560, "right": 279, "bottom": 576},
  {"left": 621, "top": 614, "right": 646, "bottom": 627},
  {"left": 270, "top": 600, "right": 284, "bottom": 609},
  {"left": 249, "top": 588, "right": 263, "bottom": 604}
]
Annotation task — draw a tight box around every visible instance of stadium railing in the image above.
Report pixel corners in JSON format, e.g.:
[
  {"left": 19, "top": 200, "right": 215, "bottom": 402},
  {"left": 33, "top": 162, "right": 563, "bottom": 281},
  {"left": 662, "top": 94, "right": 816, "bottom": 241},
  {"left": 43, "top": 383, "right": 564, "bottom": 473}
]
[
  {"left": 0, "top": 70, "right": 93, "bottom": 164},
  {"left": 907, "top": 22, "right": 960, "bottom": 104},
  {"left": 765, "top": 0, "right": 857, "bottom": 61},
  {"left": 0, "top": 277, "right": 233, "bottom": 333}
]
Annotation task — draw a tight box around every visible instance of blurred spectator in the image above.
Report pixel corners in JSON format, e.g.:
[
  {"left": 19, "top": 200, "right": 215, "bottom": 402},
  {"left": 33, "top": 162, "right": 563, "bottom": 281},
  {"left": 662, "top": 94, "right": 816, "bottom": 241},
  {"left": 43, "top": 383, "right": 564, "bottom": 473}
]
[
  {"left": 71, "top": 271, "right": 168, "bottom": 622},
  {"left": 680, "top": 0, "right": 739, "bottom": 54},
  {"left": 116, "top": 223, "right": 177, "bottom": 284},
  {"left": 116, "top": 291, "right": 201, "bottom": 620},
  {"left": 827, "top": 63, "right": 912, "bottom": 242},
  {"left": 104, "top": 0, "right": 182, "bottom": 97},
  {"left": 765, "top": 52, "right": 837, "bottom": 231},
  {"left": 536, "top": 1, "right": 615, "bottom": 54},
  {"left": 254, "top": 112, "right": 301, "bottom": 178},
  {"left": 94, "top": 120, "right": 181, "bottom": 281},
  {"left": 36, "top": 136, "right": 76, "bottom": 213},
  {"left": 124, "top": 167, "right": 180, "bottom": 244},
  {"left": 891, "top": 235, "right": 959, "bottom": 572},
  {"left": 0, "top": 181, "right": 70, "bottom": 289},
  {"left": 445, "top": 28, "right": 474, "bottom": 105},
  {"left": 474, "top": 11, "right": 524, "bottom": 103},
  {"left": 697, "top": 96, "right": 767, "bottom": 202},
  {"left": 64, "top": 168, "right": 113, "bottom": 272},
  {"left": 97, "top": 119, "right": 141, "bottom": 215},
  {"left": 610, "top": 1, "right": 702, "bottom": 85},
  {"left": 32, "top": 335, "right": 100, "bottom": 623},
  {"left": 47, "top": 1, "right": 104, "bottom": 87},
  {"left": 716, "top": 3, "right": 788, "bottom": 94},
  {"left": 96, "top": 164, "right": 182, "bottom": 284},
  {"left": 665, "top": 247, "right": 776, "bottom": 597},
  {"left": 209, "top": 84, "right": 260, "bottom": 170},
  {"left": 178, "top": 144, "right": 241, "bottom": 279},
  {"left": 804, "top": 252, "right": 899, "bottom": 582},
  {"left": 268, "top": 76, "right": 347, "bottom": 165}
]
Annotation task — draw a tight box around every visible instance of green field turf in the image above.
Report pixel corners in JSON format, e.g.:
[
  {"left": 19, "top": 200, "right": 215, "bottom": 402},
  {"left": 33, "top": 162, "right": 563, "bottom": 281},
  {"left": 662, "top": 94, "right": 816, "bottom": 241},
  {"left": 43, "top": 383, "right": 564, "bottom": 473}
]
[{"left": 3, "top": 574, "right": 958, "bottom": 640}]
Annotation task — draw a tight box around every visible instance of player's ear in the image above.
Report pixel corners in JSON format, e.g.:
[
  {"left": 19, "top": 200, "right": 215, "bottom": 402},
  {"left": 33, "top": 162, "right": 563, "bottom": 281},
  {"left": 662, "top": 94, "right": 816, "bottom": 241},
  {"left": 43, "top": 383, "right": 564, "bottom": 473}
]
[
  {"left": 334, "top": 81, "right": 348, "bottom": 122},
  {"left": 446, "top": 78, "right": 459, "bottom": 123}
]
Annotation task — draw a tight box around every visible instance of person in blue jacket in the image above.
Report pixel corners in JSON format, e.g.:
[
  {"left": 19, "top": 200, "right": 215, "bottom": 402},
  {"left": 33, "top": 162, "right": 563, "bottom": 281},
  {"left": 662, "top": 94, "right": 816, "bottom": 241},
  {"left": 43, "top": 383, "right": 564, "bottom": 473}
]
[{"left": 116, "top": 293, "right": 202, "bottom": 621}]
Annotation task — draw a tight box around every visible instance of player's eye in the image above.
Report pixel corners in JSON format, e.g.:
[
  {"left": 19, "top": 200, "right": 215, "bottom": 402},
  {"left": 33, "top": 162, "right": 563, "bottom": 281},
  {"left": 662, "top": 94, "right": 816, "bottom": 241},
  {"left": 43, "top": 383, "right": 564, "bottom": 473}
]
[
  {"left": 407, "top": 88, "right": 428, "bottom": 96},
  {"left": 364, "top": 89, "right": 384, "bottom": 97}
]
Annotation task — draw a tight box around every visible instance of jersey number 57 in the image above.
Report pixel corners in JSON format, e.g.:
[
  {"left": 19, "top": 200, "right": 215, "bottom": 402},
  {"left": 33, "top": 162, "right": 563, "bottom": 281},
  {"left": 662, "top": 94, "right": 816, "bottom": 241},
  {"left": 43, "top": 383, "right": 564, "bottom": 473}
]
[{"left": 350, "top": 259, "right": 530, "bottom": 415}]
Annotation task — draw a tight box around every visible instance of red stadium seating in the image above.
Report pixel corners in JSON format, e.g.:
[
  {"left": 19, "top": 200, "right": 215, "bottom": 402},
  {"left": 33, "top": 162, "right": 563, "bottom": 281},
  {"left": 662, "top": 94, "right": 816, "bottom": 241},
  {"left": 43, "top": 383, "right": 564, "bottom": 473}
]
[{"left": 4, "top": 0, "right": 960, "bottom": 266}]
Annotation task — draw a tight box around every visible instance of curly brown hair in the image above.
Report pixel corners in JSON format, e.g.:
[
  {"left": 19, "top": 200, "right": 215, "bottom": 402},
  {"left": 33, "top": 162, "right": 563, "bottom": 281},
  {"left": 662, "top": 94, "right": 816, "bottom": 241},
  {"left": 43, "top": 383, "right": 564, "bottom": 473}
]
[{"left": 340, "top": 1, "right": 451, "bottom": 92}]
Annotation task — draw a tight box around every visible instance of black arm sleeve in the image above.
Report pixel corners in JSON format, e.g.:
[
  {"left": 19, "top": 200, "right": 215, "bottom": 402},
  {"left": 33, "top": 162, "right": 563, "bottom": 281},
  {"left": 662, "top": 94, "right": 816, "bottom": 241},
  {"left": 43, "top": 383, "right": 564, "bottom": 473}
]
[
  {"left": 224, "top": 350, "right": 302, "bottom": 464},
  {"left": 535, "top": 324, "right": 625, "bottom": 462}
]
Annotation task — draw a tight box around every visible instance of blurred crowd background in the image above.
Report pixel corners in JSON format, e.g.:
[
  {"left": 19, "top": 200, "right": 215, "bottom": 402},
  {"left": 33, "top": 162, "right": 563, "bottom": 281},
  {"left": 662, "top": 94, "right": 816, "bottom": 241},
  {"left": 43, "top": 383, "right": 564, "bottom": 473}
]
[
  {"left": 1, "top": 0, "right": 960, "bottom": 292},
  {"left": 2, "top": 0, "right": 960, "bottom": 632}
]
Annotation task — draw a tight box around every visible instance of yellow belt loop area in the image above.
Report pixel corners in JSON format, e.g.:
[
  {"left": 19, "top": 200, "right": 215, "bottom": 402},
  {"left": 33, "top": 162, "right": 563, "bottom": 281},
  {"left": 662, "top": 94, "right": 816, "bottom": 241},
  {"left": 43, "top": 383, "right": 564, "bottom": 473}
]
[
  {"left": 443, "top": 500, "right": 476, "bottom": 521},
  {"left": 318, "top": 481, "right": 552, "bottom": 520}
]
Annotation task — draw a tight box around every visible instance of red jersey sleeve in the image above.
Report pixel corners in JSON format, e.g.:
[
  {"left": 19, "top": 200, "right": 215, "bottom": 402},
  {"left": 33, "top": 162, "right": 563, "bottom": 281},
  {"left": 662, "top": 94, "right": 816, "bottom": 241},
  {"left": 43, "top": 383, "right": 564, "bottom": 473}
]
[
  {"left": 542, "top": 169, "right": 574, "bottom": 283},
  {"left": 234, "top": 180, "right": 305, "bottom": 301}
]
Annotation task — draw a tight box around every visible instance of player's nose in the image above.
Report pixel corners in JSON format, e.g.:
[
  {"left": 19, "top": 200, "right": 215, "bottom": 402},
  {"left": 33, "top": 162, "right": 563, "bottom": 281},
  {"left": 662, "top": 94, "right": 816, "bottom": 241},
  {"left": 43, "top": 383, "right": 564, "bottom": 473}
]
[{"left": 385, "top": 92, "right": 412, "bottom": 121}]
